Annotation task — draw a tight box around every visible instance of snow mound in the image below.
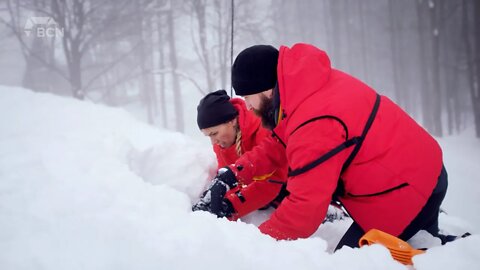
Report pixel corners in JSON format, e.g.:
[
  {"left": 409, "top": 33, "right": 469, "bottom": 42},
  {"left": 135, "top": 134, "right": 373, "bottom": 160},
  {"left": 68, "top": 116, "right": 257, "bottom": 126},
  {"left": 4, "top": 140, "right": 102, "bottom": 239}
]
[{"left": 0, "top": 86, "right": 477, "bottom": 270}]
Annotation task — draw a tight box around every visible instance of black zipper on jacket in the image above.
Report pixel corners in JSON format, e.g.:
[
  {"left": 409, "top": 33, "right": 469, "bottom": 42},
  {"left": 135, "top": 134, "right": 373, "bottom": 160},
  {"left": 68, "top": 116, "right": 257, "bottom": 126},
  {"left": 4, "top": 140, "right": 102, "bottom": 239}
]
[
  {"left": 346, "top": 182, "right": 409, "bottom": 198},
  {"left": 271, "top": 130, "right": 287, "bottom": 148}
]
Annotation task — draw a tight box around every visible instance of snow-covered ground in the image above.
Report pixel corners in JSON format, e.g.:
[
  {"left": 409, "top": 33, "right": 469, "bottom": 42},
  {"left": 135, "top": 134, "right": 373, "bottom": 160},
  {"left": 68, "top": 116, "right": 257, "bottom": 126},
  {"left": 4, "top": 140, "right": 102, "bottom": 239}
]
[{"left": 0, "top": 86, "right": 478, "bottom": 270}]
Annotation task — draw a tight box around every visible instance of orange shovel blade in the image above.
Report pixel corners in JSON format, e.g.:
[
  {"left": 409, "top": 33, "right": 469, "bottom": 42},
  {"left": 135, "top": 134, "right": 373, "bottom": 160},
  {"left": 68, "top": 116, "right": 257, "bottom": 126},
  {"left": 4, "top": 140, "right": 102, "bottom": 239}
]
[{"left": 359, "top": 229, "right": 425, "bottom": 265}]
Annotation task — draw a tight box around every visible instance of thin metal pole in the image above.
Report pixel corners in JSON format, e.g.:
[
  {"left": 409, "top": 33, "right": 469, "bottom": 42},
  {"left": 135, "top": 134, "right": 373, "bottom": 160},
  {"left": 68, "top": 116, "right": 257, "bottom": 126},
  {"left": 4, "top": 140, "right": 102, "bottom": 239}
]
[{"left": 230, "top": 0, "right": 234, "bottom": 97}]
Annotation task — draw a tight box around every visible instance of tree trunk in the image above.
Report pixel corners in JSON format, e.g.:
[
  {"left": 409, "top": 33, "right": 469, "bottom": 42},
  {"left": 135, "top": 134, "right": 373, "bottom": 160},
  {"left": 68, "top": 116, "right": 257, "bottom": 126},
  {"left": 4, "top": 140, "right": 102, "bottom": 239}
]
[
  {"left": 358, "top": 0, "right": 370, "bottom": 84},
  {"left": 54, "top": 0, "right": 84, "bottom": 100},
  {"left": 137, "top": 3, "right": 154, "bottom": 125},
  {"left": 473, "top": 0, "right": 480, "bottom": 138},
  {"left": 214, "top": 0, "right": 229, "bottom": 90},
  {"left": 464, "top": 0, "right": 480, "bottom": 137},
  {"left": 442, "top": 2, "right": 462, "bottom": 135},
  {"left": 475, "top": 0, "right": 480, "bottom": 138},
  {"left": 193, "top": 0, "right": 213, "bottom": 91},
  {"left": 416, "top": 0, "right": 434, "bottom": 133},
  {"left": 157, "top": 12, "right": 168, "bottom": 128},
  {"left": 344, "top": 0, "right": 355, "bottom": 74},
  {"left": 147, "top": 14, "right": 158, "bottom": 119},
  {"left": 69, "top": 46, "right": 84, "bottom": 100},
  {"left": 22, "top": 37, "right": 52, "bottom": 92},
  {"left": 329, "top": 1, "right": 342, "bottom": 68},
  {"left": 167, "top": 7, "right": 184, "bottom": 132},
  {"left": 429, "top": 0, "right": 443, "bottom": 137},
  {"left": 21, "top": 0, "right": 58, "bottom": 93},
  {"left": 388, "top": 0, "right": 403, "bottom": 108},
  {"left": 322, "top": 0, "right": 333, "bottom": 55}
]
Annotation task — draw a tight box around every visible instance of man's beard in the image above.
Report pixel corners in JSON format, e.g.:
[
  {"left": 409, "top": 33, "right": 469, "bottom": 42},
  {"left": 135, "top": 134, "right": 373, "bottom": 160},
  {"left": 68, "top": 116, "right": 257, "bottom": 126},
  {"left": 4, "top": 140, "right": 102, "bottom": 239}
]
[{"left": 253, "top": 95, "right": 277, "bottom": 130}]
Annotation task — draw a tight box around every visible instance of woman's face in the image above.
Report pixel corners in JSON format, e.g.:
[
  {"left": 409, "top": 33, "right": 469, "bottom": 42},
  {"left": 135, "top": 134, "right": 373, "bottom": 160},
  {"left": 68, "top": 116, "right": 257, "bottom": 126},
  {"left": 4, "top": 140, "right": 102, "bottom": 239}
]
[{"left": 201, "top": 119, "right": 237, "bottom": 148}]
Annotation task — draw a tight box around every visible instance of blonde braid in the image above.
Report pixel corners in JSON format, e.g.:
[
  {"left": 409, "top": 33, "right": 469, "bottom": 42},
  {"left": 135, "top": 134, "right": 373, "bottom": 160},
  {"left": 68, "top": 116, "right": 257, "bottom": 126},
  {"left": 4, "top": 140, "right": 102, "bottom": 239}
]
[{"left": 235, "top": 128, "right": 242, "bottom": 157}]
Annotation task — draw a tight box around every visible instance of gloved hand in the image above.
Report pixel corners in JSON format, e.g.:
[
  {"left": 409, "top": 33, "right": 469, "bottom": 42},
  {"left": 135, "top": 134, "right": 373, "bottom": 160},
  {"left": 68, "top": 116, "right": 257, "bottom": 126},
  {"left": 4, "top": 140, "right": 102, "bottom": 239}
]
[
  {"left": 211, "top": 198, "right": 234, "bottom": 218},
  {"left": 215, "top": 166, "right": 238, "bottom": 189},
  {"left": 191, "top": 179, "right": 215, "bottom": 212},
  {"left": 191, "top": 192, "right": 211, "bottom": 212},
  {"left": 192, "top": 167, "right": 238, "bottom": 217}
]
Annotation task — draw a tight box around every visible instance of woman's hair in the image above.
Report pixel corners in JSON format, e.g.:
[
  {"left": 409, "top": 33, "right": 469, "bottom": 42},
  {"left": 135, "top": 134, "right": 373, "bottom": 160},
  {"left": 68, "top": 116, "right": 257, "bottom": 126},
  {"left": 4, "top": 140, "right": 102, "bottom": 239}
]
[{"left": 235, "top": 127, "right": 242, "bottom": 157}]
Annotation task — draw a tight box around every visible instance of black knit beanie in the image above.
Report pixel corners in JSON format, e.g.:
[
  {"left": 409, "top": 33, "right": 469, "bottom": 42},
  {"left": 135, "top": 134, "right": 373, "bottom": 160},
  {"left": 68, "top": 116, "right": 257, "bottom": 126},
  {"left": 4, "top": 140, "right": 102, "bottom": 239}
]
[
  {"left": 197, "top": 90, "right": 238, "bottom": 129},
  {"left": 232, "top": 45, "right": 279, "bottom": 96},
  {"left": 232, "top": 45, "right": 278, "bottom": 96}
]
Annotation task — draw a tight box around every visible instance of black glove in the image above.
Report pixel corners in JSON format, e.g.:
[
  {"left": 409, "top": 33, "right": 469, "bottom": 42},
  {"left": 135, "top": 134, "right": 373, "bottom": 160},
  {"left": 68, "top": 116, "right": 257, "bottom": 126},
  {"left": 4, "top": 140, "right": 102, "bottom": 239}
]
[
  {"left": 215, "top": 167, "right": 238, "bottom": 188},
  {"left": 192, "top": 195, "right": 211, "bottom": 212},
  {"left": 211, "top": 198, "right": 234, "bottom": 218},
  {"left": 192, "top": 181, "right": 214, "bottom": 212},
  {"left": 192, "top": 167, "right": 238, "bottom": 216}
]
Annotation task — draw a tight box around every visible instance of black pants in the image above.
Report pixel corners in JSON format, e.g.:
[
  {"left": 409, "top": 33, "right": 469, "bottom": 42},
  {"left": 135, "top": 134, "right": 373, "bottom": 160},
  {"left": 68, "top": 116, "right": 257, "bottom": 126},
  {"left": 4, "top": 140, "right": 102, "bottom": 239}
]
[{"left": 335, "top": 166, "right": 448, "bottom": 251}]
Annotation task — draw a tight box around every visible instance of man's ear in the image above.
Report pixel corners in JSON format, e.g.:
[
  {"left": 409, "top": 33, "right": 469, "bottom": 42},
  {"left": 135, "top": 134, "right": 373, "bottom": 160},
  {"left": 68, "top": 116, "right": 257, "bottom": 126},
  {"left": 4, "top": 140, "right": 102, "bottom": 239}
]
[
  {"left": 230, "top": 117, "right": 238, "bottom": 126},
  {"left": 264, "top": 88, "right": 274, "bottom": 99}
]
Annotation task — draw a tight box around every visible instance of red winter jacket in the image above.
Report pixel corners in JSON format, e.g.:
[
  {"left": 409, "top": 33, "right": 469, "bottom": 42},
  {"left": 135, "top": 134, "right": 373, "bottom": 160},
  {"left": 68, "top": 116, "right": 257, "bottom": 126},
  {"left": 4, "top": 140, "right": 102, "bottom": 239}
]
[
  {"left": 234, "top": 43, "right": 443, "bottom": 240},
  {"left": 212, "top": 98, "right": 287, "bottom": 219}
]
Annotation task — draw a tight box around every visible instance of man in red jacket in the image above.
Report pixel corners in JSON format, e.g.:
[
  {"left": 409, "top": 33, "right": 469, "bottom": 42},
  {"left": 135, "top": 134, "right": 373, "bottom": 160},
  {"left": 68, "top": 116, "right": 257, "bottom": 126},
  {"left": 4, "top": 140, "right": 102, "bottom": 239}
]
[{"left": 219, "top": 43, "right": 448, "bottom": 250}]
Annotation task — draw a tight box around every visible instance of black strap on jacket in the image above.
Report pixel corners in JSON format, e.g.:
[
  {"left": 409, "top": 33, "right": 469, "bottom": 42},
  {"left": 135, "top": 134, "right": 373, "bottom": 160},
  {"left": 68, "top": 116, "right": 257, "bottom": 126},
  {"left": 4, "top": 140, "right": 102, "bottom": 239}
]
[{"left": 288, "top": 94, "right": 381, "bottom": 179}]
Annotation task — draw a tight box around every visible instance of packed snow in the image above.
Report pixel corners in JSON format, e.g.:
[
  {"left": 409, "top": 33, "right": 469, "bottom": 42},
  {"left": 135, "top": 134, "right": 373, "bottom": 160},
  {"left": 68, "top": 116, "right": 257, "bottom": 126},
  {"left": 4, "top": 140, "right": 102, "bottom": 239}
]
[{"left": 0, "top": 86, "right": 478, "bottom": 270}]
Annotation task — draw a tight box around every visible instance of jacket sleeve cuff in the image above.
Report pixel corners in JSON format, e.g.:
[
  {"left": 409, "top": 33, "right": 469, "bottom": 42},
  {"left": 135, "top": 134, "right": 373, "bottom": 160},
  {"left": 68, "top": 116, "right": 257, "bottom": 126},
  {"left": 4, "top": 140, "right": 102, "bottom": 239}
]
[
  {"left": 228, "top": 163, "right": 254, "bottom": 185},
  {"left": 258, "top": 222, "right": 292, "bottom": 240},
  {"left": 225, "top": 188, "right": 247, "bottom": 219}
]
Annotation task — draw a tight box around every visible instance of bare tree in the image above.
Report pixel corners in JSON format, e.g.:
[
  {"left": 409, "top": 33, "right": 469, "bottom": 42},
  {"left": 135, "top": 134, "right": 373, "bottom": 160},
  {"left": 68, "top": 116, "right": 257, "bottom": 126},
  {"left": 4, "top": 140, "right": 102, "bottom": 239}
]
[
  {"left": 358, "top": 0, "right": 370, "bottom": 84},
  {"left": 439, "top": 1, "right": 464, "bottom": 135},
  {"left": 388, "top": 0, "right": 403, "bottom": 109},
  {"left": 463, "top": 0, "right": 480, "bottom": 138},
  {"left": 3, "top": 0, "right": 478, "bottom": 137},
  {"left": 2, "top": 0, "right": 141, "bottom": 100},
  {"left": 189, "top": 0, "right": 214, "bottom": 91},
  {"left": 135, "top": 0, "right": 156, "bottom": 124},
  {"left": 474, "top": 0, "right": 480, "bottom": 138},
  {"left": 416, "top": 0, "right": 439, "bottom": 135},
  {"left": 157, "top": 6, "right": 168, "bottom": 128},
  {"left": 212, "top": 0, "right": 232, "bottom": 89},
  {"left": 167, "top": 4, "right": 184, "bottom": 132},
  {"left": 1, "top": 0, "right": 69, "bottom": 93},
  {"left": 429, "top": 0, "right": 443, "bottom": 137},
  {"left": 185, "top": 0, "right": 236, "bottom": 92},
  {"left": 329, "top": 1, "right": 343, "bottom": 68}
]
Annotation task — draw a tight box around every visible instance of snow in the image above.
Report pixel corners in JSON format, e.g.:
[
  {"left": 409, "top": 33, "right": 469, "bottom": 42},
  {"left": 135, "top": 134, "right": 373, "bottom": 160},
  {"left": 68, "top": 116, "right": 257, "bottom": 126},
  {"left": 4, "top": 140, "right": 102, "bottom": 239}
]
[
  {"left": 437, "top": 131, "right": 480, "bottom": 232},
  {"left": 0, "top": 85, "right": 478, "bottom": 270}
]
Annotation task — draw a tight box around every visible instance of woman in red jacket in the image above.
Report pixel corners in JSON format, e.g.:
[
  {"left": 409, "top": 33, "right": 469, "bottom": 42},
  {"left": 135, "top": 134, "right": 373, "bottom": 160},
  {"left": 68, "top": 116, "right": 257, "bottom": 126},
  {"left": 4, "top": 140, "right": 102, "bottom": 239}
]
[{"left": 192, "top": 90, "right": 287, "bottom": 220}]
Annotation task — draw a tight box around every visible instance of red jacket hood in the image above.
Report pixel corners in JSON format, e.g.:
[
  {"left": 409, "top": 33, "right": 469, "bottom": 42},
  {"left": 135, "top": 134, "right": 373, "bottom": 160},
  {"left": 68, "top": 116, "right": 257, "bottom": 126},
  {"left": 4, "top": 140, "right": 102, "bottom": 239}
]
[
  {"left": 230, "top": 98, "right": 260, "bottom": 138},
  {"left": 213, "top": 98, "right": 264, "bottom": 168},
  {"left": 277, "top": 44, "right": 332, "bottom": 119}
]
